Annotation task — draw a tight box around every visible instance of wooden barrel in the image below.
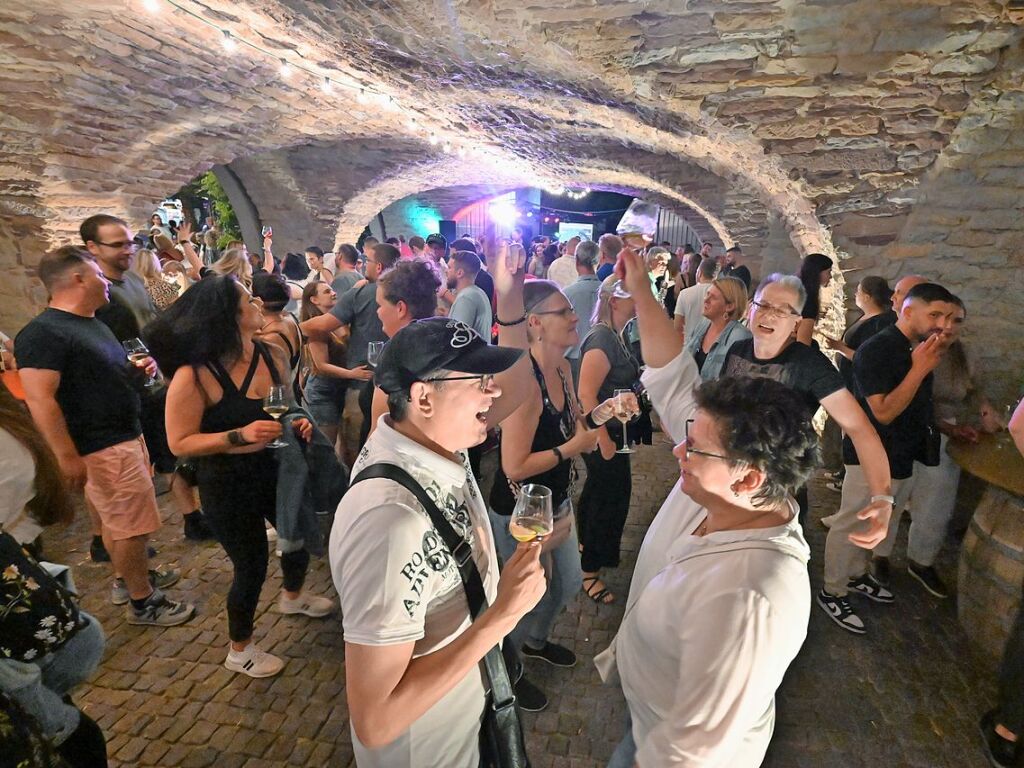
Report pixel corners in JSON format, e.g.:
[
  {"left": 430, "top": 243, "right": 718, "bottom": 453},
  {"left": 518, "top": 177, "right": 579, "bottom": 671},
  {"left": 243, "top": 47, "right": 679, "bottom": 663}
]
[{"left": 958, "top": 484, "right": 1024, "bottom": 660}]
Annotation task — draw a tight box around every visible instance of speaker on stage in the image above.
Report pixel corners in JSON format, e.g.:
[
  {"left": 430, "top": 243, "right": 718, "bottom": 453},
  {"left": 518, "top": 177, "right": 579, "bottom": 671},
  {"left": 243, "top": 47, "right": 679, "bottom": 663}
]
[{"left": 439, "top": 220, "right": 457, "bottom": 243}]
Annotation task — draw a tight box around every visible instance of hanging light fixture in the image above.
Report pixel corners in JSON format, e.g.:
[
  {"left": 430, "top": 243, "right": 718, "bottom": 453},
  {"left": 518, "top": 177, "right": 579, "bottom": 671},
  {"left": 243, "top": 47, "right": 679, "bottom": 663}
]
[{"left": 221, "top": 30, "right": 237, "bottom": 52}]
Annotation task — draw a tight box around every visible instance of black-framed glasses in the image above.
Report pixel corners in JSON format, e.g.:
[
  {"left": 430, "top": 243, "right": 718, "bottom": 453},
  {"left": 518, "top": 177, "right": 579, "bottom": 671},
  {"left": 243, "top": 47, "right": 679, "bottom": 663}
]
[
  {"left": 683, "top": 419, "right": 732, "bottom": 461},
  {"left": 532, "top": 306, "right": 576, "bottom": 318},
  {"left": 423, "top": 373, "right": 495, "bottom": 391},
  {"left": 750, "top": 299, "right": 799, "bottom": 319},
  {"left": 93, "top": 240, "right": 138, "bottom": 251}
]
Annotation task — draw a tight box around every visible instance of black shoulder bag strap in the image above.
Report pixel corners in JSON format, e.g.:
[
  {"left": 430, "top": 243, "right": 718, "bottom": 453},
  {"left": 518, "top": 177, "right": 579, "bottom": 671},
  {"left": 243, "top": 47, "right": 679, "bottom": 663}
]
[{"left": 350, "top": 464, "right": 529, "bottom": 768}]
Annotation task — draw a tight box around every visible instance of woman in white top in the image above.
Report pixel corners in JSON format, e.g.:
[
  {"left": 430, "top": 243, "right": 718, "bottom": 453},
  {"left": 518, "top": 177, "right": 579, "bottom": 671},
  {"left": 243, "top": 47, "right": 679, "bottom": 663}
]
[{"left": 600, "top": 250, "right": 891, "bottom": 767}]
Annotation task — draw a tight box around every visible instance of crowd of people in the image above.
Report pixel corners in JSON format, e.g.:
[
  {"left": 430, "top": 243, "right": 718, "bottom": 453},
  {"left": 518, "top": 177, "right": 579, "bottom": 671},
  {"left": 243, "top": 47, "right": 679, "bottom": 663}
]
[{"left": 1, "top": 209, "right": 1022, "bottom": 768}]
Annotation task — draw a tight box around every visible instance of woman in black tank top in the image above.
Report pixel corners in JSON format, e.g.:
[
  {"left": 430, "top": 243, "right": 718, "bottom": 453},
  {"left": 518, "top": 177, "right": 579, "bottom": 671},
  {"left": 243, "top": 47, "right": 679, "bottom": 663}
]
[
  {"left": 147, "top": 277, "right": 334, "bottom": 679},
  {"left": 489, "top": 280, "right": 622, "bottom": 691}
]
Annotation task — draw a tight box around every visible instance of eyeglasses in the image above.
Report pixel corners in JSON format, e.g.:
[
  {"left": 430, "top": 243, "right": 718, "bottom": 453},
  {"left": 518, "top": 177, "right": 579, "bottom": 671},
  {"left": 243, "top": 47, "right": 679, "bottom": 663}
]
[
  {"left": 93, "top": 240, "right": 138, "bottom": 251},
  {"left": 532, "top": 306, "right": 576, "bottom": 318},
  {"left": 423, "top": 373, "right": 495, "bottom": 391},
  {"left": 683, "top": 419, "right": 732, "bottom": 461},
  {"left": 750, "top": 299, "right": 799, "bottom": 319}
]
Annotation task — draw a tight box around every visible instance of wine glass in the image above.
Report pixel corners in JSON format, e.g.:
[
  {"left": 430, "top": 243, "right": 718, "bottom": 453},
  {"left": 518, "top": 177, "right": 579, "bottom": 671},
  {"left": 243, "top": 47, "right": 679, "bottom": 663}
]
[
  {"left": 122, "top": 338, "right": 159, "bottom": 389},
  {"left": 509, "top": 484, "right": 554, "bottom": 543},
  {"left": 261, "top": 385, "right": 289, "bottom": 449},
  {"left": 367, "top": 341, "right": 386, "bottom": 368},
  {"left": 613, "top": 389, "right": 635, "bottom": 454},
  {"left": 610, "top": 279, "right": 632, "bottom": 299}
]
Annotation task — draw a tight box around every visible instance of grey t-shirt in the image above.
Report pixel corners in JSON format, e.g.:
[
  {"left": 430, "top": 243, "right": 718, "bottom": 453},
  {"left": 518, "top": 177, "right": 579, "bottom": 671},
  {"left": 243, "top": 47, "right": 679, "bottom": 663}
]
[
  {"left": 449, "top": 285, "right": 492, "bottom": 342},
  {"left": 563, "top": 275, "right": 602, "bottom": 360},
  {"left": 329, "top": 281, "right": 386, "bottom": 366},
  {"left": 331, "top": 270, "right": 360, "bottom": 296},
  {"left": 580, "top": 323, "right": 640, "bottom": 402}
]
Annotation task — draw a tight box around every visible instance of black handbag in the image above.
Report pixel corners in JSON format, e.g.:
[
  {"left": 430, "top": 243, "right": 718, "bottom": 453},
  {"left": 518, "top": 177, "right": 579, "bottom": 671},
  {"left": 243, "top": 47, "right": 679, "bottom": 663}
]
[{"left": 350, "top": 464, "right": 530, "bottom": 768}]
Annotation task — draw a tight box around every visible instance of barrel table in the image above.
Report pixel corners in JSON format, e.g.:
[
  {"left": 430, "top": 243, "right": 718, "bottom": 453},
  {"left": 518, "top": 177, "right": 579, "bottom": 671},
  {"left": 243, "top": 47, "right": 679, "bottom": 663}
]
[{"left": 953, "top": 433, "right": 1024, "bottom": 660}]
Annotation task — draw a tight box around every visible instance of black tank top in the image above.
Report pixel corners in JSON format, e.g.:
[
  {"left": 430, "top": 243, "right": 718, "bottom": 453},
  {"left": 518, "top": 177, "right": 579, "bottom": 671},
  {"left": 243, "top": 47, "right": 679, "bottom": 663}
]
[
  {"left": 199, "top": 341, "right": 281, "bottom": 434},
  {"left": 490, "top": 355, "right": 575, "bottom": 516}
]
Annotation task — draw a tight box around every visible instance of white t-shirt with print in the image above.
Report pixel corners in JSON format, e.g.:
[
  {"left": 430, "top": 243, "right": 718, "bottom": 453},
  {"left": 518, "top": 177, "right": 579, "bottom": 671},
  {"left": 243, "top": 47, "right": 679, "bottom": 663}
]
[{"left": 329, "top": 416, "right": 500, "bottom": 768}]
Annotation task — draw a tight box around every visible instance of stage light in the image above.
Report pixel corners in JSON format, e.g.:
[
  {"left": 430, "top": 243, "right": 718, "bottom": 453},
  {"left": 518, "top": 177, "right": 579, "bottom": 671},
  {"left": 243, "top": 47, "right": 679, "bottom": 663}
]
[
  {"left": 526, "top": 211, "right": 533, "bottom": 217},
  {"left": 489, "top": 201, "right": 518, "bottom": 227}
]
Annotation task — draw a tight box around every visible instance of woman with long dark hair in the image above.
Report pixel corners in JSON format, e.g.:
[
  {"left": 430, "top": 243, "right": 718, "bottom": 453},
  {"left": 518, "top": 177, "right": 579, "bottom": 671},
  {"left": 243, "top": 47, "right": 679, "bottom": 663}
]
[
  {"left": 796, "top": 252, "right": 834, "bottom": 346},
  {"left": 146, "top": 276, "right": 333, "bottom": 679},
  {"left": 826, "top": 275, "right": 896, "bottom": 389}
]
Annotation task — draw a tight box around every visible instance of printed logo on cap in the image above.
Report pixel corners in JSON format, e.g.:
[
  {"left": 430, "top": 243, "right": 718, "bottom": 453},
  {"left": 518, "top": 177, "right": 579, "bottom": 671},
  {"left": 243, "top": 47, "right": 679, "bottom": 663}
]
[{"left": 446, "top": 319, "right": 478, "bottom": 349}]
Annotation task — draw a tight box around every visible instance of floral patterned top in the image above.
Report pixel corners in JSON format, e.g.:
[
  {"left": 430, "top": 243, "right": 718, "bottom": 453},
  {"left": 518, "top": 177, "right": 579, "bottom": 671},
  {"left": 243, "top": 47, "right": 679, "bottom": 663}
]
[{"left": 0, "top": 532, "right": 82, "bottom": 662}]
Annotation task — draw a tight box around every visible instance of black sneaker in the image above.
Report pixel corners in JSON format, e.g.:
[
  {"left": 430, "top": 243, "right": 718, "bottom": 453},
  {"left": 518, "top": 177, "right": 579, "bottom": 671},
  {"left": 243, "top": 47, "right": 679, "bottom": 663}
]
[
  {"left": 980, "top": 710, "right": 1019, "bottom": 768},
  {"left": 514, "top": 676, "right": 548, "bottom": 713},
  {"left": 871, "top": 556, "right": 892, "bottom": 586},
  {"left": 816, "top": 589, "right": 866, "bottom": 634},
  {"left": 89, "top": 536, "right": 110, "bottom": 563},
  {"left": 183, "top": 511, "right": 215, "bottom": 541},
  {"left": 848, "top": 573, "right": 895, "bottom": 603},
  {"left": 522, "top": 641, "right": 577, "bottom": 668},
  {"left": 908, "top": 561, "right": 949, "bottom": 599}
]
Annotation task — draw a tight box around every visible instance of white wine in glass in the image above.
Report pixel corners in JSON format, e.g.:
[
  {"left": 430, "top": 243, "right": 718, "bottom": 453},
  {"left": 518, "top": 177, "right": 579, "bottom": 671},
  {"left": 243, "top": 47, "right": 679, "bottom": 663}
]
[
  {"left": 367, "top": 341, "right": 386, "bottom": 368},
  {"left": 122, "top": 338, "right": 159, "bottom": 389},
  {"left": 613, "top": 388, "right": 635, "bottom": 454},
  {"left": 262, "top": 385, "right": 288, "bottom": 448},
  {"left": 509, "top": 484, "right": 554, "bottom": 543}
]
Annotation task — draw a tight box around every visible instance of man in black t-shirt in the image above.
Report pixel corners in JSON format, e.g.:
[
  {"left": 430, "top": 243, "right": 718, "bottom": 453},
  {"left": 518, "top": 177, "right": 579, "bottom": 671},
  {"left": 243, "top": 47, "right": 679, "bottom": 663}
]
[
  {"left": 718, "top": 246, "right": 752, "bottom": 292},
  {"left": 16, "top": 246, "right": 194, "bottom": 628},
  {"left": 820, "top": 283, "right": 954, "bottom": 635}
]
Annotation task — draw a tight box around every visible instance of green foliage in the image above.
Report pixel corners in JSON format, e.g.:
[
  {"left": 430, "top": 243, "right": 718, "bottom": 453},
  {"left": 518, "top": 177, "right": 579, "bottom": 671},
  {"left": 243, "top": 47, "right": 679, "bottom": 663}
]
[{"left": 197, "top": 171, "right": 243, "bottom": 249}]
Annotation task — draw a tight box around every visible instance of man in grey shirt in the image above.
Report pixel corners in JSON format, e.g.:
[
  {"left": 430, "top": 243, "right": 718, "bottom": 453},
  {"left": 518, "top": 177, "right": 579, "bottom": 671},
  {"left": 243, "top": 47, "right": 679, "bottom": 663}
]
[
  {"left": 563, "top": 240, "right": 602, "bottom": 386},
  {"left": 448, "top": 250, "right": 493, "bottom": 341},
  {"left": 331, "top": 245, "right": 362, "bottom": 296}
]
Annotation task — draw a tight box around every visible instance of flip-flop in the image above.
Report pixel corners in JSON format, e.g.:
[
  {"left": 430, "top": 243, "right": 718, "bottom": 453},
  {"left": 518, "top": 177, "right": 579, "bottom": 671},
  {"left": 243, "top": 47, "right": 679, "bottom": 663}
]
[{"left": 582, "top": 575, "right": 615, "bottom": 605}]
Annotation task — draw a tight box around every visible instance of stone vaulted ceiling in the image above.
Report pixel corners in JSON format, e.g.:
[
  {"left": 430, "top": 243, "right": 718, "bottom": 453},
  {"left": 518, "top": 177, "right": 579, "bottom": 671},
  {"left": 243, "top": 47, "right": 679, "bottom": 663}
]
[{"left": 1, "top": 0, "right": 1023, "bottom": 394}]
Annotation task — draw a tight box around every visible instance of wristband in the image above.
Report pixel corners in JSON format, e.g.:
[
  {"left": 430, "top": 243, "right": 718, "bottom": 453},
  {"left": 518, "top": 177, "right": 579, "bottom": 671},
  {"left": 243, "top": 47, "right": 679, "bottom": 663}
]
[
  {"left": 870, "top": 494, "right": 895, "bottom": 505},
  {"left": 496, "top": 312, "right": 527, "bottom": 327},
  {"left": 552, "top": 446, "right": 564, "bottom": 463}
]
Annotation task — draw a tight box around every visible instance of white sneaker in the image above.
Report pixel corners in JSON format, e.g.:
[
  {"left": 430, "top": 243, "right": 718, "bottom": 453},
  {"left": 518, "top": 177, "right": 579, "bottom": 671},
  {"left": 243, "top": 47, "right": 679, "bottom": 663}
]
[
  {"left": 278, "top": 593, "right": 334, "bottom": 618},
  {"left": 224, "top": 644, "right": 284, "bottom": 678}
]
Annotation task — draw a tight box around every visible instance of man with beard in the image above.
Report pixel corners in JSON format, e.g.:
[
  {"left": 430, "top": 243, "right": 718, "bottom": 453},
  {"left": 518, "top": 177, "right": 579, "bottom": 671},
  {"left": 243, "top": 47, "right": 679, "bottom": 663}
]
[{"left": 447, "top": 250, "right": 492, "bottom": 341}]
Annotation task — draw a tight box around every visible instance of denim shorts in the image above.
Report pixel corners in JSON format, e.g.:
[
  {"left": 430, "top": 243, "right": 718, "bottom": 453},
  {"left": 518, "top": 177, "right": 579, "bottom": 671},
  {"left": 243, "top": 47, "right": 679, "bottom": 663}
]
[{"left": 304, "top": 375, "right": 346, "bottom": 427}]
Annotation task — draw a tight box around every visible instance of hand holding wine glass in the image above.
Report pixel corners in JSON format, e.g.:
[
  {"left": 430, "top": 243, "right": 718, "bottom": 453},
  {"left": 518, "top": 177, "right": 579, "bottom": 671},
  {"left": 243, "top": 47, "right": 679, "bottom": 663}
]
[
  {"left": 613, "top": 388, "right": 636, "bottom": 454},
  {"left": 122, "top": 338, "right": 159, "bottom": 389},
  {"left": 509, "top": 484, "right": 554, "bottom": 543},
  {"left": 261, "top": 385, "right": 289, "bottom": 448}
]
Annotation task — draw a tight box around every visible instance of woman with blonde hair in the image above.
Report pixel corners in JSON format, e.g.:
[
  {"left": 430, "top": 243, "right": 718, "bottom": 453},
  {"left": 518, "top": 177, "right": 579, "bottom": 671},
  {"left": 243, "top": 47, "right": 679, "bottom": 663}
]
[
  {"left": 684, "top": 276, "right": 752, "bottom": 381},
  {"left": 210, "top": 247, "right": 253, "bottom": 288},
  {"left": 130, "top": 248, "right": 180, "bottom": 311}
]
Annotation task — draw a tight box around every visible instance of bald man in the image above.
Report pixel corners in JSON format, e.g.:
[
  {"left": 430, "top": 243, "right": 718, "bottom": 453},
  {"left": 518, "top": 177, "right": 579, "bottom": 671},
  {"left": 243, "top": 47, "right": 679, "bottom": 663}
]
[{"left": 891, "top": 275, "right": 927, "bottom": 313}]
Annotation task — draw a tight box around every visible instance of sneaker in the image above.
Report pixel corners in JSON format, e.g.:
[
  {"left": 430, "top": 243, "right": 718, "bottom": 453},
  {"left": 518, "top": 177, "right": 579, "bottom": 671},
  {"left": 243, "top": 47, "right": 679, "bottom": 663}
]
[
  {"left": 183, "top": 511, "right": 215, "bottom": 541},
  {"left": 112, "top": 568, "right": 182, "bottom": 605},
  {"left": 848, "top": 573, "right": 895, "bottom": 603},
  {"left": 980, "top": 710, "right": 1019, "bottom": 768},
  {"left": 521, "top": 641, "right": 577, "bottom": 668},
  {"left": 126, "top": 589, "right": 195, "bottom": 627},
  {"left": 816, "top": 590, "right": 866, "bottom": 634},
  {"left": 278, "top": 593, "right": 335, "bottom": 618},
  {"left": 224, "top": 643, "right": 285, "bottom": 678},
  {"left": 871, "top": 555, "right": 892, "bottom": 586},
  {"left": 908, "top": 561, "right": 949, "bottom": 599},
  {"left": 513, "top": 676, "right": 548, "bottom": 713},
  {"left": 89, "top": 536, "right": 110, "bottom": 563},
  {"left": 825, "top": 479, "right": 843, "bottom": 493}
]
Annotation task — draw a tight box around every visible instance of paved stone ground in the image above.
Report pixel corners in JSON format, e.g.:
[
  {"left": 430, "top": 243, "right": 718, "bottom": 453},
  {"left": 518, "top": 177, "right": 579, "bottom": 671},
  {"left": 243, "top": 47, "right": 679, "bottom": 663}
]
[{"left": 41, "top": 438, "right": 998, "bottom": 767}]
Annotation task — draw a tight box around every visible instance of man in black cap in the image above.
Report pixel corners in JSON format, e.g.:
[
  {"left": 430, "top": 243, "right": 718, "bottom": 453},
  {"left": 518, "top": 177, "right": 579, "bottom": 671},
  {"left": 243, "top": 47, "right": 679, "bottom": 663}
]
[{"left": 330, "top": 314, "right": 544, "bottom": 767}]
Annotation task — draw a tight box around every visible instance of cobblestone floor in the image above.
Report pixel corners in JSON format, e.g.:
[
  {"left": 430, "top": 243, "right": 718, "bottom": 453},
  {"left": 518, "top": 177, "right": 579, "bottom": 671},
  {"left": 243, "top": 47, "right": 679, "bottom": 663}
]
[{"left": 42, "top": 438, "right": 998, "bottom": 767}]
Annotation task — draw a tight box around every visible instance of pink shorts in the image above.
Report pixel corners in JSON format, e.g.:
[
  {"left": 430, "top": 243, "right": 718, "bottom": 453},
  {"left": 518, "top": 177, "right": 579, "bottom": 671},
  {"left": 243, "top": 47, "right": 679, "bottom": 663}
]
[{"left": 83, "top": 437, "right": 161, "bottom": 541}]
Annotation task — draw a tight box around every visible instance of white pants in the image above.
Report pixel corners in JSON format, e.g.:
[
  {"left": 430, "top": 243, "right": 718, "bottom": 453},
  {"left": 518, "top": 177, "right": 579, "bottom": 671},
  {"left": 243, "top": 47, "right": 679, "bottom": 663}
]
[{"left": 874, "top": 433, "right": 960, "bottom": 566}]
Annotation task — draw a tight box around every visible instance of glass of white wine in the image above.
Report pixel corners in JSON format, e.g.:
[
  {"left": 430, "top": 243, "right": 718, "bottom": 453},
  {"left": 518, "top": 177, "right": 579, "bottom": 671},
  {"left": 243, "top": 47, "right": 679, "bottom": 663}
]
[
  {"left": 262, "top": 385, "right": 289, "bottom": 449},
  {"left": 613, "top": 388, "right": 635, "bottom": 454},
  {"left": 122, "top": 338, "right": 159, "bottom": 389},
  {"left": 367, "top": 341, "right": 386, "bottom": 368},
  {"left": 509, "top": 484, "right": 554, "bottom": 544}
]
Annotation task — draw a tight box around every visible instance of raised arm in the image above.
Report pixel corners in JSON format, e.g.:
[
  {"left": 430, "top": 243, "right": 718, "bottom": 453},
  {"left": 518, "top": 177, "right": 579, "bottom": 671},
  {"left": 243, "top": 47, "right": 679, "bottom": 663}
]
[
  {"left": 300, "top": 311, "right": 344, "bottom": 341},
  {"left": 619, "top": 248, "right": 682, "bottom": 369},
  {"left": 484, "top": 237, "right": 531, "bottom": 427},
  {"left": 863, "top": 334, "right": 942, "bottom": 425}
]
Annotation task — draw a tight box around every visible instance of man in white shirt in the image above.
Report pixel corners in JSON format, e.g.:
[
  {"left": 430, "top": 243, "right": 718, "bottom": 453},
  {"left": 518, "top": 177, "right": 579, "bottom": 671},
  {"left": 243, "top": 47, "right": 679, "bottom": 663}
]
[
  {"left": 673, "top": 256, "right": 716, "bottom": 342},
  {"left": 447, "top": 250, "right": 493, "bottom": 341},
  {"left": 331, "top": 255, "right": 545, "bottom": 767},
  {"left": 546, "top": 236, "right": 582, "bottom": 289}
]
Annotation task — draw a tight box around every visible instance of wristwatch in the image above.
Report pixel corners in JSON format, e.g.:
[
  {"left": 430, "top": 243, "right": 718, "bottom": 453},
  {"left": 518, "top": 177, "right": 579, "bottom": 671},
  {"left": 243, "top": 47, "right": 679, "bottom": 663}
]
[{"left": 227, "top": 429, "right": 254, "bottom": 446}]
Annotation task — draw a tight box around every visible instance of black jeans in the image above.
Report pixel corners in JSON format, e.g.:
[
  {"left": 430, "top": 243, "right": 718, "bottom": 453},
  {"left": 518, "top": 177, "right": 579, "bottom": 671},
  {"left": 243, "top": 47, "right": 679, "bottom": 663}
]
[
  {"left": 577, "top": 449, "right": 631, "bottom": 573},
  {"left": 997, "top": 591, "right": 1024, "bottom": 734},
  {"left": 357, "top": 379, "right": 375, "bottom": 449},
  {"left": 198, "top": 451, "right": 309, "bottom": 642}
]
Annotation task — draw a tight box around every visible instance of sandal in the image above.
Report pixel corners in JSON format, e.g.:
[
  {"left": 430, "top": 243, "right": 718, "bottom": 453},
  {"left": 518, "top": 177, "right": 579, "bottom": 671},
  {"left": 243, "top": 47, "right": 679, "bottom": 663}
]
[{"left": 582, "top": 575, "right": 615, "bottom": 605}]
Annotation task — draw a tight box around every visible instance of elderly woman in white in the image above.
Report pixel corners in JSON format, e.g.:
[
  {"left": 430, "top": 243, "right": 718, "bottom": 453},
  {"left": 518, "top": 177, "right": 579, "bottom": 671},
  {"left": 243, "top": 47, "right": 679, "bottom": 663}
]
[{"left": 598, "top": 250, "right": 892, "bottom": 767}]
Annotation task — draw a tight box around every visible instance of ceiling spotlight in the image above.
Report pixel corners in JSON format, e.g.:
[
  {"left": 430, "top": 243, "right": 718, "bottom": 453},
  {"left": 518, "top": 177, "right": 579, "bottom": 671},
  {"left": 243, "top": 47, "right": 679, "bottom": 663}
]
[
  {"left": 279, "top": 59, "right": 292, "bottom": 78},
  {"left": 322, "top": 77, "right": 333, "bottom": 93},
  {"left": 221, "top": 30, "right": 237, "bottom": 52},
  {"left": 428, "top": 133, "right": 439, "bottom": 146},
  {"left": 554, "top": 217, "right": 560, "bottom": 223},
  {"left": 442, "top": 141, "right": 453, "bottom": 153},
  {"left": 356, "top": 89, "right": 368, "bottom": 105},
  {"left": 142, "top": 0, "right": 160, "bottom": 12},
  {"left": 526, "top": 211, "right": 533, "bottom": 218},
  {"left": 456, "top": 145, "right": 467, "bottom": 158}
]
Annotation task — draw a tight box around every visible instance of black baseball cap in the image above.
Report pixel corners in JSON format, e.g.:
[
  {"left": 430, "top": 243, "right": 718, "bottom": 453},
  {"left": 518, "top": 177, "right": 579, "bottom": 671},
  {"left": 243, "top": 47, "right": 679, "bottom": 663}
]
[
  {"left": 425, "top": 233, "right": 447, "bottom": 248},
  {"left": 375, "top": 318, "right": 523, "bottom": 395}
]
